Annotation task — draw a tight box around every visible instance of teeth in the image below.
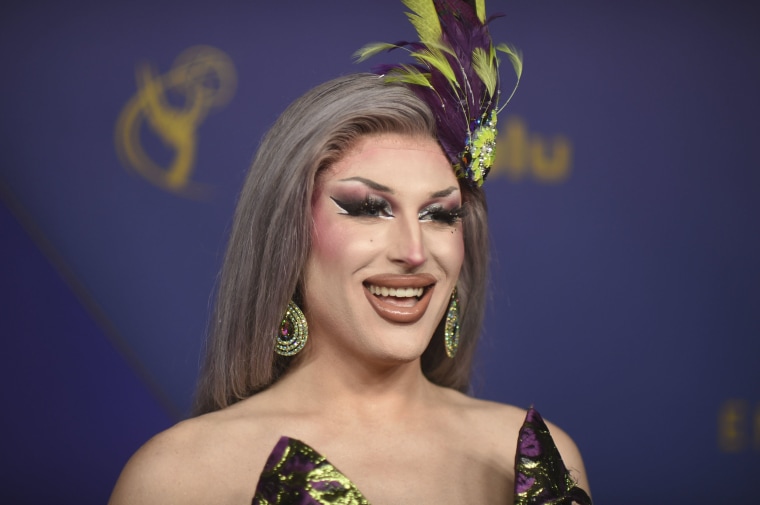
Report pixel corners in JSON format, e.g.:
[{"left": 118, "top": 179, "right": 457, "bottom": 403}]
[{"left": 368, "top": 285, "right": 424, "bottom": 298}]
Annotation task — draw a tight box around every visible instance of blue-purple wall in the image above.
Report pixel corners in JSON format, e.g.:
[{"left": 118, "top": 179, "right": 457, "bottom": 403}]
[{"left": 1, "top": 0, "right": 758, "bottom": 502}]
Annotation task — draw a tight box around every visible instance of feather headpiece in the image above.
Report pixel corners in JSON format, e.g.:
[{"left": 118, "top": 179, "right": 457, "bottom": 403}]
[{"left": 355, "top": 0, "right": 522, "bottom": 187}]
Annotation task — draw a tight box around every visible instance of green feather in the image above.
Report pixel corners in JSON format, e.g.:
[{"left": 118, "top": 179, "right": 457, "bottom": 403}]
[
  {"left": 402, "top": 0, "right": 441, "bottom": 44},
  {"left": 496, "top": 43, "right": 523, "bottom": 79},
  {"left": 411, "top": 45, "right": 458, "bottom": 86},
  {"left": 475, "top": 0, "right": 486, "bottom": 23},
  {"left": 384, "top": 64, "right": 433, "bottom": 88},
  {"left": 495, "top": 43, "right": 523, "bottom": 107},
  {"left": 472, "top": 46, "right": 497, "bottom": 97},
  {"left": 353, "top": 42, "right": 400, "bottom": 62}
]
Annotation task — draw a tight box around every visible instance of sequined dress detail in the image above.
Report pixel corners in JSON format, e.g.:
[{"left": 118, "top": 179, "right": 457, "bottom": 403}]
[{"left": 252, "top": 407, "right": 591, "bottom": 504}]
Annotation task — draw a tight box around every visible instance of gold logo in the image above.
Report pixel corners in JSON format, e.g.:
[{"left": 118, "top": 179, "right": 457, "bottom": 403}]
[
  {"left": 491, "top": 116, "right": 572, "bottom": 183},
  {"left": 718, "top": 399, "right": 760, "bottom": 453},
  {"left": 115, "top": 46, "right": 237, "bottom": 198}
]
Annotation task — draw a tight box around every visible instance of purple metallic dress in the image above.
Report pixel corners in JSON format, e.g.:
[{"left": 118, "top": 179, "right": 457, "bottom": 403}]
[{"left": 252, "top": 407, "right": 592, "bottom": 504}]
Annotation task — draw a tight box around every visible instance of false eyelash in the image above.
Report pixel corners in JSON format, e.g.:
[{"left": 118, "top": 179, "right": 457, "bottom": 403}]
[
  {"left": 330, "top": 196, "right": 392, "bottom": 218},
  {"left": 419, "top": 204, "right": 466, "bottom": 225}
]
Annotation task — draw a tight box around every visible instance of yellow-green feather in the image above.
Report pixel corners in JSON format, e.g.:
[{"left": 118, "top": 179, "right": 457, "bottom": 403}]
[
  {"left": 353, "top": 42, "right": 400, "bottom": 62},
  {"left": 411, "top": 46, "right": 458, "bottom": 86},
  {"left": 495, "top": 43, "right": 523, "bottom": 107},
  {"left": 496, "top": 43, "right": 523, "bottom": 79},
  {"left": 472, "top": 46, "right": 497, "bottom": 97},
  {"left": 402, "top": 0, "right": 441, "bottom": 44},
  {"left": 384, "top": 64, "right": 433, "bottom": 88},
  {"left": 475, "top": 0, "right": 486, "bottom": 23}
]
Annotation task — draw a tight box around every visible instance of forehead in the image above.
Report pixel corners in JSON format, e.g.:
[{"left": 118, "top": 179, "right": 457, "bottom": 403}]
[{"left": 321, "top": 133, "right": 456, "bottom": 185}]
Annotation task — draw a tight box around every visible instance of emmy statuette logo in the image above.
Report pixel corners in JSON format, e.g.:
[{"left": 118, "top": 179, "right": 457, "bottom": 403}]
[{"left": 115, "top": 46, "right": 237, "bottom": 198}]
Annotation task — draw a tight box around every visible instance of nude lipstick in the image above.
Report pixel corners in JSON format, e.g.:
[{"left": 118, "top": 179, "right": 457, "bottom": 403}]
[{"left": 363, "top": 273, "right": 436, "bottom": 324}]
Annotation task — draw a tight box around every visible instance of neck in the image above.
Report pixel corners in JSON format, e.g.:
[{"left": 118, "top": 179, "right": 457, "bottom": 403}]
[{"left": 272, "top": 348, "right": 437, "bottom": 423}]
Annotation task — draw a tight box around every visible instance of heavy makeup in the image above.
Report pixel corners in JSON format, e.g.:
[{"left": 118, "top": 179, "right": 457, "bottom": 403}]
[{"left": 301, "top": 133, "right": 465, "bottom": 364}]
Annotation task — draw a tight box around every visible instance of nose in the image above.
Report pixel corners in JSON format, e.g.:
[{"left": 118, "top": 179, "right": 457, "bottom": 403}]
[{"left": 388, "top": 215, "right": 427, "bottom": 268}]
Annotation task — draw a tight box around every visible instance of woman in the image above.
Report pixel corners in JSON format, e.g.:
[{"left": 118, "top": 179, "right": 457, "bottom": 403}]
[{"left": 111, "top": 3, "right": 592, "bottom": 504}]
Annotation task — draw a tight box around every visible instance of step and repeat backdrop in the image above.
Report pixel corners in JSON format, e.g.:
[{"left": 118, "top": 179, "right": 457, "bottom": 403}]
[{"left": 1, "top": 0, "right": 758, "bottom": 502}]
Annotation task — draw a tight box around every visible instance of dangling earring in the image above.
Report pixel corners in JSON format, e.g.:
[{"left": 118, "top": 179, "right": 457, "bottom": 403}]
[
  {"left": 275, "top": 300, "right": 308, "bottom": 356},
  {"left": 444, "top": 288, "right": 460, "bottom": 358}
]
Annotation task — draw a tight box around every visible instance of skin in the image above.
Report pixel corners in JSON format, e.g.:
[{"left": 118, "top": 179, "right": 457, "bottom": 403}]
[{"left": 109, "top": 134, "right": 590, "bottom": 505}]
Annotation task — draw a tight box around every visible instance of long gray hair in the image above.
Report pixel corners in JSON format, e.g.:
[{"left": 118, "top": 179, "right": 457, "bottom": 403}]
[{"left": 194, "top": 73, "right": 489, "bottom": 415}]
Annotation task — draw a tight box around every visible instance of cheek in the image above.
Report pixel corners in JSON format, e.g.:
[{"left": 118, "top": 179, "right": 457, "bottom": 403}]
[
  {"left": 311, "top": 206, "right": 348, "bottom": 267},
  {"left": 310, "top": 203, "right": 379, "bottom": 271},
  {"left": 449, "top": 225, "right": 466, "bottom": 276},
  {"left": 452, "top": 232, "right": 465, "bottom": 272},
  {"left": 429, "top": 226, "right": 465, "bottom": 274}
]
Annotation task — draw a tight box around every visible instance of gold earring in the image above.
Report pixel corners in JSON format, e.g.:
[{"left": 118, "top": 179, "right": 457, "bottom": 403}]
[
  {"left": 275, "top": 300, "right": 308, "bottom": 356},
  {"left": 444, "top": 288, "right": 460, "bottom": 358}
]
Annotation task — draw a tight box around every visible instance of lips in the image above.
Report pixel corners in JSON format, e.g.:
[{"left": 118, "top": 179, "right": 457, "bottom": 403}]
[{"left": 363, "top": 273, "right": 436, "bottom": 324}]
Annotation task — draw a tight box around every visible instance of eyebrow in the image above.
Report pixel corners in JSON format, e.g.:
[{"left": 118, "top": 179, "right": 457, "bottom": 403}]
[
  {"left": 430, "top": 186, "right": 459, "bottom": 198},
  {"left": 338, "top": 177, "right": 458, "bottom": 199},
  {"left": 338, "top": 176, "right": 394, "bottom": 193}
]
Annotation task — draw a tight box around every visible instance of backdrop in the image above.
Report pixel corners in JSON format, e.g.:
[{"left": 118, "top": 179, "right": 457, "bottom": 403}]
[{"left": 1, "top": 0, "right": 758, "bottom": 502}]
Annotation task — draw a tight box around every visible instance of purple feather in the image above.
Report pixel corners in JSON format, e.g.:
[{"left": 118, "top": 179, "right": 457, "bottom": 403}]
[{"left": 360, "top": 0, "right": 517, "bottom": 185}]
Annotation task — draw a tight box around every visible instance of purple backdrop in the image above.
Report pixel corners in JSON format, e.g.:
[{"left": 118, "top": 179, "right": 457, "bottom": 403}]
[{"left": 1, "top": 0, "right": 758, "bottom": 502}]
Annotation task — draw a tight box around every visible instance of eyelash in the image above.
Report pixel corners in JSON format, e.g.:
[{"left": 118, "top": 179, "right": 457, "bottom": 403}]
[
  {"left": 331, "top": 196, "right": 393, "bottom": 218},
  {"left": 331, "top": 197, "right": 464, "bottom": 225},
  {"left": 419, "top": 204, "right": 465, "bottom": 225}
]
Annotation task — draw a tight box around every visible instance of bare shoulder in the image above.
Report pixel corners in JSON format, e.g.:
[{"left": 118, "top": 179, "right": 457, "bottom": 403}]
[
  {"left": 108, "top": 400, "right": 280, "bottom": 505},
  {"left": 438, "top": 388, "right": 528, "bottom": 436},
  {"left": 437, "top": 389, "right": 591, "bottom": 493},
  {"left": 435, "top": 388, "right": 528, "bottom": 458}
]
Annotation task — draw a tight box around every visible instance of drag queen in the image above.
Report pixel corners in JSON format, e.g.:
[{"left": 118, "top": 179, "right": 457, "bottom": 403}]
[{"left": 111, "top": 1, "right": 592, "bottom": 503}]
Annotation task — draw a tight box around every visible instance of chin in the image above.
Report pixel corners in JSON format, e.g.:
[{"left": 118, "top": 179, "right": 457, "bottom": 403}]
[{"left": 368, "top": 334, "right": 433, "bottom": 364}]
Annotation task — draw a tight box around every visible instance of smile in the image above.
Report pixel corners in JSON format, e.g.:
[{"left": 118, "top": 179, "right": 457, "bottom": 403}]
[
  {"left": 363, "top": 274, "right": 436, "bottom": 324},
  {"left": 366, "top": 285, "right": 424, "bottom": 298}
]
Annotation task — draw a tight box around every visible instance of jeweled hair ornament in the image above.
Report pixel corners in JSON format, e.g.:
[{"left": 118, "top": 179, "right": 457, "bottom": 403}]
[{"left": 355, "top": 0, "right": 522, "bottom": 187}]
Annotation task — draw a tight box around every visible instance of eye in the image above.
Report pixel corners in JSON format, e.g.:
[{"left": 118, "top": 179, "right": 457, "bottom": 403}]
[
  {"left": 418, "top": 204, "right": 465, "bottom": 225},
  {"left": 330, "top": 196, "right": 393, "bottom": 218}
]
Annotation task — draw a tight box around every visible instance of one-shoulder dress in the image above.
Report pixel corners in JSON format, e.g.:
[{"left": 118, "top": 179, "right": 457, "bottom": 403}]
[{"left": 252, "top": 407, "right": 592, "bottom": 505}]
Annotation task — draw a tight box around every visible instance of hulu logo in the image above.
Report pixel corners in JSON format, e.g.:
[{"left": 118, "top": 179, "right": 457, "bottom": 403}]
[{"left": 491, "top": 116, "right": 572, "bottom": 183}]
